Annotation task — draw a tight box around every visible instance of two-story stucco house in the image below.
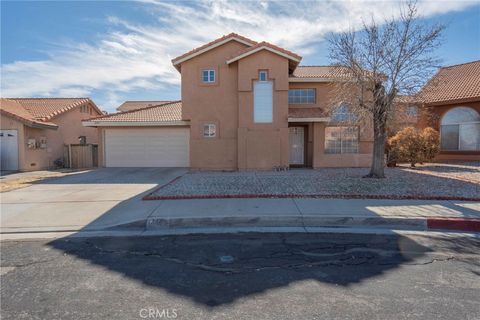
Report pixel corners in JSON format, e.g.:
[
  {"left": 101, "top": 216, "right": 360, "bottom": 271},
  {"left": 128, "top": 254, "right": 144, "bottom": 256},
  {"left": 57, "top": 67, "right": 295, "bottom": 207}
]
[{"left": 84, "top": 33, "right": 374, "bottom": 169}]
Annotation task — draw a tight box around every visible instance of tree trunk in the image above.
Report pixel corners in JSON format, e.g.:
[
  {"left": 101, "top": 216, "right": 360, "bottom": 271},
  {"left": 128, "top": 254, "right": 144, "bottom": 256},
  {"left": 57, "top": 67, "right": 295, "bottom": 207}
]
[{"left": 365, "top": 113, "right": 387, "bottom": 178}]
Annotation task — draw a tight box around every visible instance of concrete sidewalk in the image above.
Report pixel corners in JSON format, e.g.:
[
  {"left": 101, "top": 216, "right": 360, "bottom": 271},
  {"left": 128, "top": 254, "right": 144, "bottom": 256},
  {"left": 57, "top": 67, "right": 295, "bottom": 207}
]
[
  {"left": 2, "top": 196, "right": 480, "bottom": 236},
  {"left": 142, "top": 198, "right": 480, "bottom": 232}
]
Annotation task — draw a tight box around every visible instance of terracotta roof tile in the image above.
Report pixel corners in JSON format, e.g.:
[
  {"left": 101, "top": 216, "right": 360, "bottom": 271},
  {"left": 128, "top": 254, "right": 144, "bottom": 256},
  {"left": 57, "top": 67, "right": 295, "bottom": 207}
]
[
  {"left": 5, "top": 98, "right": 101, "bottom": 120},
  {"left": 172, "top": 33, "right": 257, "bottom": 66},
  {"left": 227, "top": 41, "right": 302, "bottom": 64},
  {"left": 0, "top": 98, "right": 58, "bottom": 128},
  {"left": 288, "top": 108, "right": 327, "bottom": 119},
  {"left": 418, "top": 60, "right": 480, "bottom": 104},
  {"left": 117, "top": 101, "right": 175, "bottom": 112},
  {"left": 291, "top": 66, "right": 354, "bottom": 79},
  {"left": 89, "top": 101, "right": 183, "bottom": 122}
]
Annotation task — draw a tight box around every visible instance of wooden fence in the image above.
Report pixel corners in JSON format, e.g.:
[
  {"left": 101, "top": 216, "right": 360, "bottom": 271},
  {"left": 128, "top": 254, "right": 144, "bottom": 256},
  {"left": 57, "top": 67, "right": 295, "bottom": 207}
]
[{"left": 64, "top": 144, "right": 98, "bottom": 169}]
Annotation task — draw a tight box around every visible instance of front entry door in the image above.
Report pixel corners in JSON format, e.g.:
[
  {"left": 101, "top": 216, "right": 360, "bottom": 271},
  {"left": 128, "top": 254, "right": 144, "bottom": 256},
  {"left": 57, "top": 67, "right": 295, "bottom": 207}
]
[{"left": 289, "top": 127, "right": 305, "bottom": 165}]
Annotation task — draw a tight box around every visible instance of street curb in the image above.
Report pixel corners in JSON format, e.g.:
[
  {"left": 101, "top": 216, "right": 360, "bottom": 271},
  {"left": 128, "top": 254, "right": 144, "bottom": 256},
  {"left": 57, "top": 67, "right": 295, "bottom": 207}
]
[
  {"left": 143, "top": 192, "right": 480, "bottom": 202},
  {"left": 143, "top": 215, "right": 428, "bottom": 231},
  {"left": 427, "top": 217, "right": 480, "bottom": 232}
]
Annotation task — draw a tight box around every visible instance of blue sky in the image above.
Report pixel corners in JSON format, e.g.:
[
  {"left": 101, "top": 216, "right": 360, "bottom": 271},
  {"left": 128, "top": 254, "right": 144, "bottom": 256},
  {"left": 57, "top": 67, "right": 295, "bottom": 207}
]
[{"left": 2, "top": 0, "right": 479, "bottom": 112}]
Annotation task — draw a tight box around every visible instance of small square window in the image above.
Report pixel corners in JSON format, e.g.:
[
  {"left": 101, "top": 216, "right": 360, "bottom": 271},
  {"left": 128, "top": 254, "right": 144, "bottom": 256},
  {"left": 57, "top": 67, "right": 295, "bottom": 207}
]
[
  {"left": 259, "top": 71, "right": 268, "bottom": 82},
  {"left": 203, "top": 124, "right": 216, "bottom": 138},
  {"left": 202, "top": 69, "right": 215, "bottom": 83}
]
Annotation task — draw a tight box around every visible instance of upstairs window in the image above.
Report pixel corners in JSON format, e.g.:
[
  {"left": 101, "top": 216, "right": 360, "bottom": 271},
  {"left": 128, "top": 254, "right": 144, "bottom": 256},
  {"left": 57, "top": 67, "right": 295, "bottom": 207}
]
[
  {"left": 406, "top": 105, "right": 418, "bottom": 117},
  {"left": 254, "top": 80, "right": 273, "bottom": 123},
  {"left": 203, "top": 124, "right": 216, "bottom": 138},
  {"left": 288, "top": 89, "right": 315, "bottom": 104},
  {"left": 259, "top": 71, "right": 268, "bottom": 81},
  {"left": 202, "top": 70, "right": 215, "bottom": 83},
  {"left": 331, "top": 104, "right": 357, "bottom": 122}
]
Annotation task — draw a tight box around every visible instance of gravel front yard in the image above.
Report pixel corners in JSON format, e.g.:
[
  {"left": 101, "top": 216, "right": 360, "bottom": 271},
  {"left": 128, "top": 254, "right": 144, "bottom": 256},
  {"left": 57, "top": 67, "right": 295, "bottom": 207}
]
[{"left": 146, "top": 162, "right": 480, "bottom": 200}]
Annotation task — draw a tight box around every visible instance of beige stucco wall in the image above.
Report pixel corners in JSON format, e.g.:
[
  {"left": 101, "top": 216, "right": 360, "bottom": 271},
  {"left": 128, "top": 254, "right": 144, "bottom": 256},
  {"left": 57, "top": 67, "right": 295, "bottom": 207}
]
[
  {"left": 1, "top": 104, "right": 101, "bottom": 171},
  {"left": 237, "top": 50, "right": 290, "bottom": 170},
  {"left": 288, "top": 81, "right": 374, "bottom": 168},
  {"left": 181, "top": 41, "right": 246, "bottom": 170}
]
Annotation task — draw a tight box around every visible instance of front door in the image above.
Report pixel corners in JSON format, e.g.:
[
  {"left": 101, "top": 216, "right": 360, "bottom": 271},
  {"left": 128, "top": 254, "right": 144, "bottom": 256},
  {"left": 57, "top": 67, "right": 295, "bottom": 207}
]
[{"left": 289, "top": 127, "right": 305, "bottom": 166}]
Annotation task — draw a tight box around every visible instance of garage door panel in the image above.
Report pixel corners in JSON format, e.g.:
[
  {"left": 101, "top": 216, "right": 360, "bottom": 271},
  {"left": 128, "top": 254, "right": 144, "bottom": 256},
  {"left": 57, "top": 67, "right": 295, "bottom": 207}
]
[{"left": 105, "top": 128, "right": 189, "bottom": 167}]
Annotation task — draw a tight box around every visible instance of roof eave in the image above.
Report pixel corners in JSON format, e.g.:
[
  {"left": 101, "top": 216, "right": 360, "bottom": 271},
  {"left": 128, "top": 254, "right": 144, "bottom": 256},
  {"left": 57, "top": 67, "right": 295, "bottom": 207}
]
[
  {"left": 289, "top": 77, "right": 352, "bottom": 83},
  {"left": 172, "top": 36, "right": 255, "bottom": 70},
  {"left": 226, "top": 46, "right": 302, "bottom": 65},
  {"left": 288, "top": 117, "right": 331, "bottom": 122},
  {"left": 82, "top": 120, "right": 190, "bottom": 127}
]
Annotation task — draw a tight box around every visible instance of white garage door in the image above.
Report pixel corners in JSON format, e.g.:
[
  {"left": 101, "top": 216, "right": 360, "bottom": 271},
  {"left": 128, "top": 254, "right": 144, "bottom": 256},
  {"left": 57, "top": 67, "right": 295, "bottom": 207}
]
[
  {"left": 0, "top": 130, "right": 19, "bottom": 171},
  {"left": 105, "top": 128, "right": 189, "bottom": 167}
]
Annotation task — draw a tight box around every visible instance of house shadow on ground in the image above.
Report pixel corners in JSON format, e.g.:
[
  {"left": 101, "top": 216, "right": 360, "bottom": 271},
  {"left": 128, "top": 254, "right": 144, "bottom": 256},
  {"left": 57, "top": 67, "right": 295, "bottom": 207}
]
[{"left": 42, "top": 164, "right": 480, "bottom": 307}]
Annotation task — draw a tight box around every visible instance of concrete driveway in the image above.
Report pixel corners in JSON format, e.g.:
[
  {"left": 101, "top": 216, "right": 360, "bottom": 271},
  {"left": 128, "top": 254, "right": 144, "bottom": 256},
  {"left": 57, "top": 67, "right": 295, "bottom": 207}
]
[{"left": 1, "top": 168, "right": 187, "bottom": 233}]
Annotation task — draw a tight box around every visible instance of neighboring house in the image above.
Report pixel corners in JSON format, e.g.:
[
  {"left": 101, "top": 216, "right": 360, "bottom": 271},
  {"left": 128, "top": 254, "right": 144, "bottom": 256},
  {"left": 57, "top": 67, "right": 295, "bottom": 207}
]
[
  {"left": 0, "top": 98, "right": 103, "bottom": 171},
  {"left": 117, "top": 101, "right": 175, "bottom": 112},
  {"left": 417, "top": 61, "right": 480, "bottom": 161},
  {"left": 84, "top": 33, "right": 375, "bottom": 169}
]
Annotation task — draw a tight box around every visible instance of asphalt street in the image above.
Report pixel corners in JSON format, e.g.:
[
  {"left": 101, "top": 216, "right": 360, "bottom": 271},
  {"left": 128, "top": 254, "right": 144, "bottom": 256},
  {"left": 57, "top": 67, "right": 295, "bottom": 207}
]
[{"left": 1, "top": 232, "right": 479, "bottom": 320}]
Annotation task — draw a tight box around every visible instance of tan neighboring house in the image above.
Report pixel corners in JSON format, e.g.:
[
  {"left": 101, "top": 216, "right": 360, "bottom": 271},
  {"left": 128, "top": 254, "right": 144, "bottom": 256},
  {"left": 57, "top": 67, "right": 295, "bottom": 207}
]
[
  {"left": 84, "top": 33, "right": 376, "bottom": 169},
  {"left": 417, "top": 60, "right": 480, "bottom": 161},
  {"left": 0, "top": 98, "right": 103, "bottom": 171}
]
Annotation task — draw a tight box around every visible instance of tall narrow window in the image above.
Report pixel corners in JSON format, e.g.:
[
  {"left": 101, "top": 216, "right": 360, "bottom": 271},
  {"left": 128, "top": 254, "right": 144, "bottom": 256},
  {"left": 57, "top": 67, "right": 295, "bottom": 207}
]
[
  {"left": 202, "top": 70, "right": 215, "bottom": 83},
  {"left": 254, "top": 80, "right": 273, "bottom": 123}
]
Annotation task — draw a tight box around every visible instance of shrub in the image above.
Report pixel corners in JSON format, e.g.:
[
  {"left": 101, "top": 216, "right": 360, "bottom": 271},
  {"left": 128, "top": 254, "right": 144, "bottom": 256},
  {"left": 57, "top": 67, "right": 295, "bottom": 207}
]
[{"left": 387, "top": 127, "right": 440, "bottom": 167}]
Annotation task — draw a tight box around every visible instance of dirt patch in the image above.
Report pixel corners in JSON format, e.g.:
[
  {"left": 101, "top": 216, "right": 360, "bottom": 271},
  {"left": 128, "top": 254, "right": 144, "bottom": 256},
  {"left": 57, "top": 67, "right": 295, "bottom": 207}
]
[{"left": 0, "top": 169, "right": 91, "bottom": 193}]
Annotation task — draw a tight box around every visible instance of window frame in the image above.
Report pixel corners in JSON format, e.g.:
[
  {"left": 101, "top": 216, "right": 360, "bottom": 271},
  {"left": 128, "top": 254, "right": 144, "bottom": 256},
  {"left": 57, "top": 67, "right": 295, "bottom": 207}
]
[
  {"left": 288, "top": 89, "right": 316, "bottom": 104},
  {"left": 324, "top": 126, "right": 360, "bottom": 154},
  {"left": 203, "top": 123, "right": 216, "bottom": 138},
  {"left": 440, "top": 107, "right": 480, "bottom": 151},
  {"left": 259, "top": 70, "right": 268, "bottom": 82},
  {"left": 202, "top": 69, "right": 215, "bottom": 83},
  {"left": 253, "top": 80, "right": 273, "bottom": 123}
]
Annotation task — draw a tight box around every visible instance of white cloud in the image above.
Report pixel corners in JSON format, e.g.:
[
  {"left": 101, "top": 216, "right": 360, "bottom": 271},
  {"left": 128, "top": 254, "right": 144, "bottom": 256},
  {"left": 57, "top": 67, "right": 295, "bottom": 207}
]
[{"left": 1, "top": 0, "right": 476, "bottom": 111}]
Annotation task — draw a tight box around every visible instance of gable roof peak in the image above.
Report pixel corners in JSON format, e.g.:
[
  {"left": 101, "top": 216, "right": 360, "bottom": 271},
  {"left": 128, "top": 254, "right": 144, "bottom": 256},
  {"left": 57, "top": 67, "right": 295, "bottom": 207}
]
[{"left": 171, "top": 33, "right": 257, "bottom": 70}]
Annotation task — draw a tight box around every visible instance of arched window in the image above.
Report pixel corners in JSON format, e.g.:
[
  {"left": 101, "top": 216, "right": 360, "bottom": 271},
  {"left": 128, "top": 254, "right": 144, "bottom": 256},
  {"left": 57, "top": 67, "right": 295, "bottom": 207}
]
[
  {"left": 331, "top": 104, "right": 357, "bottom": 122},
  {"left": 440, "top": 107, "right": 480, "bottom": 151}
]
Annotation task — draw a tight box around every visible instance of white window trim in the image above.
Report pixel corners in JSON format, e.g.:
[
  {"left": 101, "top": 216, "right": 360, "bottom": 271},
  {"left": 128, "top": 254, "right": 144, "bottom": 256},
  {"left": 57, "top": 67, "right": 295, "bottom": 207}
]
[
  {"left": 203, "top": 124, "right": 216, "bottom": 138},
  {"left": 202, "top": 69, "right": 215, "bottom": 83},
  {"left": 253, "top": 80, "right": 273, "bottom": 123}
]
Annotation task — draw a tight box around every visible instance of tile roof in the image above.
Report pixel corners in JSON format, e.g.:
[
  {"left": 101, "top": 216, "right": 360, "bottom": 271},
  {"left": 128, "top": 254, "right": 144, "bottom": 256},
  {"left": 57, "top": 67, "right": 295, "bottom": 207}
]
[
  {"left": 1, "top": 98, "right": 62, "bottom": 129},
  {"left": 288, "top": 108, "right": 328, "bottom": 119},
  {"left": 88, "top": 101, "right": 183, "bottom": 123},
  {"left": 4, "top": 98, "right": 101, "bottom": 121},
  {"left": 117, "top": 101, "right": 175, "bottom": 112},
  {"left": 172, "top": 33, "right": 257, "bottom": 68},
  {"left": 291, "top": 66, "right": 354, "bottom": 79},
  {"left": 227, "top": 41, "right": 302, "bottom": 65},
  {"left": 418, "top": 60, "right": 480, "bottom": 105}
]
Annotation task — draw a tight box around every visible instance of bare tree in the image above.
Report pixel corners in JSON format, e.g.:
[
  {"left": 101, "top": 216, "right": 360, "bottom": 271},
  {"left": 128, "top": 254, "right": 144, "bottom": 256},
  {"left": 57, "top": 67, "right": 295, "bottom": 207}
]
[{"left": 328, "top": 2, "right": 444, "bottom": 178}]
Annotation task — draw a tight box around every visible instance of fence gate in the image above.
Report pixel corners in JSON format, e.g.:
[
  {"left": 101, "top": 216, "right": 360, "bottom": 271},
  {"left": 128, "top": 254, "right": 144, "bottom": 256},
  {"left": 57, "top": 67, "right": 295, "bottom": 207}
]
[{"left": 65, "top": 144, "right": 98, "bottom": 169}]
